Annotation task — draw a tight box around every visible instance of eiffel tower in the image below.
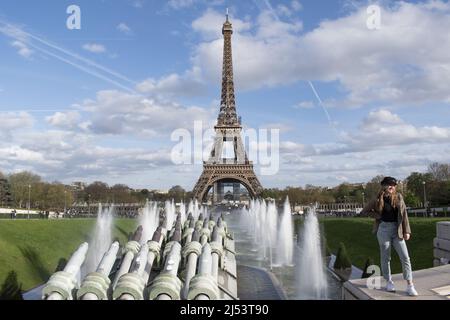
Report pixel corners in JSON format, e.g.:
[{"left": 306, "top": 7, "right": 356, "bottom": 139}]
[{"left": 192, "top": 13, "right": 263, "bottom": 202}]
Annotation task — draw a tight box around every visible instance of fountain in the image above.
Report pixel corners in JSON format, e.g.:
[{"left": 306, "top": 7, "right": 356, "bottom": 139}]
[
  {"left": 179, "top": 201, "right": 186, "bottom": 225},
  {"left": 266, "top": 200, "right": 277, "bottom": 267},
  {"left": 139, "top": 201, "right": 159, "bottom": 244},
  {"left": 276, "top": 197, "right": 294, "bottom": 266},
  {"left": 165, "top": 200, "right": 176, "bottom": 231},
  {"left": 188, "top": 200, "right": 195, "bottom": 220},
  {"left": 84, "top": 204, "right": 114, "bottom": 275},
  {"left": 296, "top": 206, "right": 328, "bottom": 299},
  {"left": 238, "top": 199, "right": 279, "bottom": 264}
]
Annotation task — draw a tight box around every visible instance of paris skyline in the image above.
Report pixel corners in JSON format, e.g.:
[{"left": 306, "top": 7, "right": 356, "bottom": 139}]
[{"left": 1, "top": 0, "right": 450, "bottom": 190}]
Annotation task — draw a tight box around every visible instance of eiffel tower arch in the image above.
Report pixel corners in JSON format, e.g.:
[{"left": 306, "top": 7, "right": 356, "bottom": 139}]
[
  {"left": 193, "top": 165, "right": 263, "bottom": 203},
  {"left": 193, "top": 13, "right": 263, "bottom": 203}
]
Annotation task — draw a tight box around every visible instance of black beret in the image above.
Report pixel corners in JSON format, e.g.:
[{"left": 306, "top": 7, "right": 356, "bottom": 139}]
[{"left": 381, "top": 176, "right": 397, "bottom": 186}]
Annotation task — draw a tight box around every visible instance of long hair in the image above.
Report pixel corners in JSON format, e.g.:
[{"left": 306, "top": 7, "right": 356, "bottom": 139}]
[{"left": 377, "top": 185, "right": 398, "bottom": 212}]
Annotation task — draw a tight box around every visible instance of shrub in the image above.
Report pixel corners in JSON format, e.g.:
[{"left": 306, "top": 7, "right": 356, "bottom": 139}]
[{"left": 333, "top": 242, "right": 352, "bottom": 270}]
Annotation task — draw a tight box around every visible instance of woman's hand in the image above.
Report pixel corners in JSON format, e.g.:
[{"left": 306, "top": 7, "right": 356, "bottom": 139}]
[{"left": 404, "top": 233, "right": 411, "bottom": 241}]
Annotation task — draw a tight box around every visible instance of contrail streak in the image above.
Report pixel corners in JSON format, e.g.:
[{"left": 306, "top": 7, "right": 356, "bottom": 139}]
[
  {"left": 308, "top": 81, "right": 334, "bottom": 128},
  {"left": 0, "top": 19, "right": 139, "bottom": 94},
  {"left": 25, "top": 41, "right": 137, "bottom": 94}
]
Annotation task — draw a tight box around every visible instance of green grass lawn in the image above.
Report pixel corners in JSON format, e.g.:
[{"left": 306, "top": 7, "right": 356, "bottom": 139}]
[
  {"left": 310, "top": 217, "right": 450, "bottom": 274},
  {"left": 0, "top": 219, "right": 137, "bottom": 291}
]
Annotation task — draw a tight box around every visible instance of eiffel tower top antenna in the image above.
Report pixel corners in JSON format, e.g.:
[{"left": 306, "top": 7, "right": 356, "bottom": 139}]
[{"left": 218, "top": 9, "right": 239, "bottom": 128}]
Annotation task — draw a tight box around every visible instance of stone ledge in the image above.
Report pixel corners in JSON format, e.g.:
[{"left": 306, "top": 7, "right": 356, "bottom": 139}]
[{"left": 343, "top": 264, "right": 450, "bottom": 300}]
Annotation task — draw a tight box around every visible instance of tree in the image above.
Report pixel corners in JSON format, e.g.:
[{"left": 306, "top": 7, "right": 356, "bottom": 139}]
[
  {"left": 0, "top": 271, "right": 23, "bottom": 300},
  {"left": 111, "top": 184, "right": 133, "bottom": 203},
  {"left": 84, "top": 181, "right": 109, "bottom": 202},
  {"left": 427, "top": 180, "right": 450, "bottom": 206},
  {"left": 261, "top": 188, "right": 283, "bottom": 201},
  {"left": 8, "top": 171, "right": 41, "bottom": 208},
  {"left": 168, "top": 185, "right": 186, "bottom": 202},
  {"left": 364, "top": 175, "right": 384, "bottom": 201},
  {"left": 335, "top": 183, "right": 351, "bottom": 202},
  {"left": 140, "top": 189, "right": 150, "bottom": 197},
  {"left": 404, "top": 191, "right": 421, "bottom": 208},
  {"left": 406, "top": 172, "right": 433, "bottom": 203},
  {"left": 428, "top": 162, "right": 450, "bottom": 181}
]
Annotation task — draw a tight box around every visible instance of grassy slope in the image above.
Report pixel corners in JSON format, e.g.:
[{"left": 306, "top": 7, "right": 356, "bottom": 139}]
[
  {"left": 317, "top": 218, "right": 450, "bottom": 273},
  {"left": 0, "top": 219, "right": 137, "bottom": 291}
]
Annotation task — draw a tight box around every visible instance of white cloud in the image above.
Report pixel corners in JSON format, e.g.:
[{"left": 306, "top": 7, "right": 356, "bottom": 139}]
[
  {"left": 291, "top": 0, "right": 302, "bottom": 12},
  {"left": 0, "top": 112, "right": 34, "bottom": 133},
  {"left": 0, "top": 24, "right": 34, "bottom": 58},
  {"left": 168, "top": 0, "right": 196, "bottom": 9},
  {"left": 81, "top": 90, "right": 215, "bottom": 137},
  {"left": 277, "top": 4, "right": 294, "bottom": 17},
  {"left": 167, "top": 0, "right": 224, "bottom": 10},
  {"left": 136, "top": 67, "right": 205, "bottom": 98},
  {"left": 82, "top": 43, "right": 106, "bottom": 53},
  {"left": 11, "top": 40, "right": 33, "bottom": 58},
  {"left": 117, "top": 23, "right": 132, "bottom": 34},
  {"left": 293, "top": 101, "right": 314, "bottom": 109},
  {"left": 346, "top": 109, "right": 450, "bottom": 149},
  {"left": 0, "top": 125, "right": 177, "bottom": 185},
  {"left": 46, "top": 111, "right": 81, "bottom": 129},
  {"left": 0, "top": 146, "right": 49, "bottom": 163},
  {"left": 192, "top": 8, "right": 251, "bottom": 39},
  {"left": 187, "top": 3, "right": 450, "bottom": 106},
  {"left": 281, "top": 109, "right": 450, "bottom": 159},
  {"left": 132, "top": 0, "right": 145, "bottom": 8}
]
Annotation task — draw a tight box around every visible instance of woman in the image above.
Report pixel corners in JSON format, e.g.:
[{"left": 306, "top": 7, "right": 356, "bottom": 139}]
[{"left": 361, "top": 176, "right": 418, "bottom": 296}]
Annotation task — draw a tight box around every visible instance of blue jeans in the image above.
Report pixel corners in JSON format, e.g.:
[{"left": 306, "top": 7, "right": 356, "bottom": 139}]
[{"left": 376, "top": 221, "right": 413, "bottom": 281}]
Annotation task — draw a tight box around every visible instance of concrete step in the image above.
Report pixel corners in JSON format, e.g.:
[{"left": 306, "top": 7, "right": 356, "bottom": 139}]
[
  {"left": 437, "top": 222, "right": 450, "bottom": 240},
  {"left": 434, "top": 237, "right": 450, "bottom": 251},
  {"left": 434, "top": 248, "right": 450, "bottom": 260},
  {"left": 433, "top": 258, "right": 449, "bottom": 267}
]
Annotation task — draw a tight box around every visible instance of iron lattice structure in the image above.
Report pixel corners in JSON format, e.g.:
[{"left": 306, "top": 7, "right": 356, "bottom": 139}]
[{"left": 192, "top": 15, "right": 263, "bottom": 202}]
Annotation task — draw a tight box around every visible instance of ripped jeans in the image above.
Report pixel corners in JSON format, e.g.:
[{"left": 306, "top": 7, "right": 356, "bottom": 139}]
[{"left": 376, "top": 221, "right": 413, "bottom": 281}]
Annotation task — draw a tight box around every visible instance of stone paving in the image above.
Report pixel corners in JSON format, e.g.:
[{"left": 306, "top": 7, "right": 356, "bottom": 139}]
[{"left": 343, "top": 264, "right": 450, "bottom": 300}]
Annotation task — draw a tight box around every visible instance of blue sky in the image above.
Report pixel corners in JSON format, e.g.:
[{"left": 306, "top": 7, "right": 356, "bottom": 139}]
[{"left": 1, "top": 0, "right": 450, "bottom": 190}]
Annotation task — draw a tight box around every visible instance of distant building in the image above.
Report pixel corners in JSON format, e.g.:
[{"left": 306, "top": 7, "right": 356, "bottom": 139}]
[
  {"left": 71, "top": 181, "right": 87, "bottom": 192},
  {"left": 152, "top": 189, "right": 169, "bottom": 194}
]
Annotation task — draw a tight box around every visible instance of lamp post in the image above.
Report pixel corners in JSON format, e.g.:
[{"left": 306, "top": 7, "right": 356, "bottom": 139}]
[
  {"left": 64, "top": 190, "right": 67, "bottom": 216},
  {"left": 422, "top": 181, "right": 427, "bottom": 209},
  {"left": 28, "top": 184, "right": 31, "bottom": 219},
  {"left": 362, "top": 192, "right": 365, "bottom": 208}
]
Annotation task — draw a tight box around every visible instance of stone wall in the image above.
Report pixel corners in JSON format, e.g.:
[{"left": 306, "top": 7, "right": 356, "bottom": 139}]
[{"left": 433, "top": 222, "right": 450, "bottom": 266}]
